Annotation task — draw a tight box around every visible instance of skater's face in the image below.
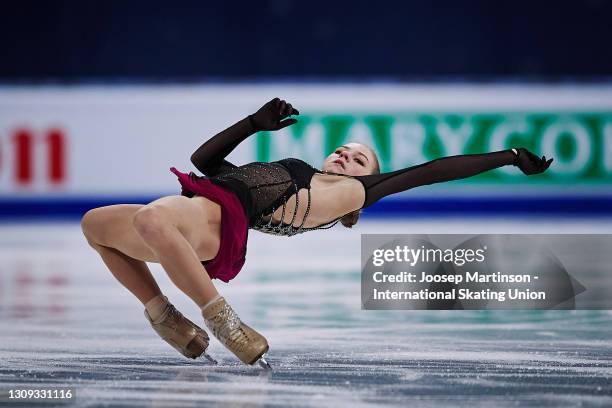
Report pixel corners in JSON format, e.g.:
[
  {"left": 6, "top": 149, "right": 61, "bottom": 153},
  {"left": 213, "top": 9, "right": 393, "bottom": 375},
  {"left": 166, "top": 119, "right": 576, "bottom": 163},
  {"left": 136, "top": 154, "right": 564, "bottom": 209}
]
[{"left": 322, "top": 143, "right": 379, "bottom": 176}]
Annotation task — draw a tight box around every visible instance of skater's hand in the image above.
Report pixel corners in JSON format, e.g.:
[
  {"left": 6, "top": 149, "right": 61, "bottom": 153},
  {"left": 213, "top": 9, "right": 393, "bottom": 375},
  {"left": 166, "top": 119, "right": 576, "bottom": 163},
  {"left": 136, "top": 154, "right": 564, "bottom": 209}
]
[
  {"left": 249, "top": 97, "right": 300, "bottom": 131},
  {"left": 513, "top": 148, "right": 553, "bottom": 175}
]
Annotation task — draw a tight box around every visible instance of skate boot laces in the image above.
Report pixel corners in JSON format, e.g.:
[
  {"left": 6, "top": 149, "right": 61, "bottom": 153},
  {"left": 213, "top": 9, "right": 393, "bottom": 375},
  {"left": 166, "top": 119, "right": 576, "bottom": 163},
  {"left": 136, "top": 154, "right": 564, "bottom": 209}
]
[
  {"left": 145, "top": 303, "right": 215, "bottom": 362},
  {"left": 202, "top": 297, "right": 270, "bottom": 366},
  {"left": 205, "top": 303, "right": 251, "bottom": 352}
]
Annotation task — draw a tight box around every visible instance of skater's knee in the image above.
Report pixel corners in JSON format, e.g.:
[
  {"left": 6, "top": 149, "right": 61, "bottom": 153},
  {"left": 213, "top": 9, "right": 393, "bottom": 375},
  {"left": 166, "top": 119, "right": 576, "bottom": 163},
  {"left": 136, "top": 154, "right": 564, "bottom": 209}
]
[
  {"left": 84, "top": 236, "right": 105, "bottom": 252},
  {"left": 133, "top": 206, "right": 172, "bottom": 242},
  {"left": 81, "top": 208, "right": 102, "bottom": 243}
]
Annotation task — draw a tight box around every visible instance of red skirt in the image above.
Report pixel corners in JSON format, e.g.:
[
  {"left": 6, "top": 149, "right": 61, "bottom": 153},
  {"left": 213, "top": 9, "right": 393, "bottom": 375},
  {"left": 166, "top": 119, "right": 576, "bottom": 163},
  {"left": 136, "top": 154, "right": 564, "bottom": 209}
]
[{"left": 169, "top": 167, "right": 248, "bottom": 283}]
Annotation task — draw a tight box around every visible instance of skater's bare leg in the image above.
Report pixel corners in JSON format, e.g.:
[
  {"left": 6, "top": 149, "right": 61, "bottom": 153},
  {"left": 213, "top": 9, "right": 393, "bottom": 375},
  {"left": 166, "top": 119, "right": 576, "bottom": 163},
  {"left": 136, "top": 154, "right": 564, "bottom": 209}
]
[
  {"left": 128, "top": 196, "right": 271, "bottom": 366},
  {"left": 132, "top": 195, "right": 222, "bottom": 307},
  {"left": 82, "top": 198, "right": 220, "bottom": 361},
  {"left": 81, "top": 204, "right": 162, "bottom": 304},
  {"left": 82, "top": 197, "right": 222, "bottom": 306},
  {"left": 89, "top": 241, "right": 162, "bottom": 304},
  {"left": 81, "top": 204, "right": 161, "bottom": 263}
]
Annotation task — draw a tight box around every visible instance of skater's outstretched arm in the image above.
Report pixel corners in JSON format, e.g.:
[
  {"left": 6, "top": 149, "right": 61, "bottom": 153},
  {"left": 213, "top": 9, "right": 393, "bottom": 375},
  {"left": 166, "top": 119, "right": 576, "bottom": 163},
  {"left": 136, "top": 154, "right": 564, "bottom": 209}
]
[
  {"left": 354, "top": 148, "right": 553, "bottom": 208},
  {"left": 190, "top": 98, "right": 300, "bottom": 176}
]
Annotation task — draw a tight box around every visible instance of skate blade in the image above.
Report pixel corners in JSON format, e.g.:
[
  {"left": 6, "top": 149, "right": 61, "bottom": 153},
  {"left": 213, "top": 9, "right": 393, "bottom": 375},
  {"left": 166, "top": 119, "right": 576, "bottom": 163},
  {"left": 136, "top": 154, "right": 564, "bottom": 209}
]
[
  {"left": 202, "top": 353, "right": 218, "bottom": 365},
  {"left": 256, "top": 353, "right": 272, "bottom": 370}
]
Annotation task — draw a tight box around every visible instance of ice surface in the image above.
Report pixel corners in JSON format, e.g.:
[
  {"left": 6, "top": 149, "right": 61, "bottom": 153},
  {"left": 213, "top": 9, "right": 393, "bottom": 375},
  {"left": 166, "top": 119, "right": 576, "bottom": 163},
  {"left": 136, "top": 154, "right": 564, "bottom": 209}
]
[{"left": 0, "top": 218, "right": 611, "bottom": 407}]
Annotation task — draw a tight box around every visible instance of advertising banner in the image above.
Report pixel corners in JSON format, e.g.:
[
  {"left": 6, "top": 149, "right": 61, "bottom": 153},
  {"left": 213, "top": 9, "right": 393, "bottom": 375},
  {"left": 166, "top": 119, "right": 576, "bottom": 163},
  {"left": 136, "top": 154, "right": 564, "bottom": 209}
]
[{"left": 1, "top": 85, "right": 611, "bottom": 216}]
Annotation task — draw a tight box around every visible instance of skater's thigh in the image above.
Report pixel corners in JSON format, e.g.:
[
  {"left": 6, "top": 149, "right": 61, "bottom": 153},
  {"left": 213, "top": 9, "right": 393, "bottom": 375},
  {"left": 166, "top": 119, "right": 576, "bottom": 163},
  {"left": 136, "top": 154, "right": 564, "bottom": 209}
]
[
  {"left": 136, "top": 195, "right": 221, "bottom": 260},
  {"left": 82, "top": 203, "right": 160, "bottom": 262}
]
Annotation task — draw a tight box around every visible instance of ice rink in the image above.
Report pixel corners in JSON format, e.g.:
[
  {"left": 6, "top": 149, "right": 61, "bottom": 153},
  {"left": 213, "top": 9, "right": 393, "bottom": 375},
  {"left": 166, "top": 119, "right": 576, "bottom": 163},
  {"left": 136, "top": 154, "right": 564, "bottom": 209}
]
[{"left": 1, "top": 218, "right": 611, "bottom": 407}]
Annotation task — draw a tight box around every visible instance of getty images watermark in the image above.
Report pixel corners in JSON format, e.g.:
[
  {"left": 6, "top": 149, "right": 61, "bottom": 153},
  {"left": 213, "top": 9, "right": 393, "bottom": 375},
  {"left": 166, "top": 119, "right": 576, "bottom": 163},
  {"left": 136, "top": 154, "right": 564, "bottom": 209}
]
[{"left": 361, "top": 234, "right": 612, "bottom": 310}]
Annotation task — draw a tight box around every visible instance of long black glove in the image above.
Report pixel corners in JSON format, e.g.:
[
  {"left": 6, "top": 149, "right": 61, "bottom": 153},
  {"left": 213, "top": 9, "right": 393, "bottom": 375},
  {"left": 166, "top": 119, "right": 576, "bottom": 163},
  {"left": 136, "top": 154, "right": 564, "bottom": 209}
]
[
  {"left": 249, "top": 97, "right": 300, "bottom": 131},
  {"left": 353, "top": 148, "right": 554, "bottom": 209},
  {"left": 512, "top": 148, "right": 553, "bottom": 175},
  {"left": 191, "top": 98, "right": 299, "bottom": 176}
]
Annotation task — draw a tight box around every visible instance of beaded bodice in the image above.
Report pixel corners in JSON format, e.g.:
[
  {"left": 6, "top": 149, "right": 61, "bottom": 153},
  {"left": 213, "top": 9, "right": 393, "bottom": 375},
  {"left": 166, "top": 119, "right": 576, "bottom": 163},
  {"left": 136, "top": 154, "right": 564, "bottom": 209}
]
[{"left": 208, "top": 158, "right": 346, "bottom": 236}]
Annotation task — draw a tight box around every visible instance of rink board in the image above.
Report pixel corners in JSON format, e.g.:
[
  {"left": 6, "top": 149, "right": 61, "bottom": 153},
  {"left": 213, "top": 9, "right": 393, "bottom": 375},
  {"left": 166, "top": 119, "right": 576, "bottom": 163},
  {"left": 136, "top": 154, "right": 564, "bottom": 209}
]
[{"left": 1, "top": 84, "right": 612, "bottom": 221}]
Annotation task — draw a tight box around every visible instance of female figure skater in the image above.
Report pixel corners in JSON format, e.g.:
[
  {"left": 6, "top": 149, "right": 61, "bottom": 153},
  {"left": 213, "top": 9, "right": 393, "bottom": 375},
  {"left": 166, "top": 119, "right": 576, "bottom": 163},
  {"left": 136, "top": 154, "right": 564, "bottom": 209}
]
[{"left": 81, "top": 98, "right": 553, "bottom": 368}]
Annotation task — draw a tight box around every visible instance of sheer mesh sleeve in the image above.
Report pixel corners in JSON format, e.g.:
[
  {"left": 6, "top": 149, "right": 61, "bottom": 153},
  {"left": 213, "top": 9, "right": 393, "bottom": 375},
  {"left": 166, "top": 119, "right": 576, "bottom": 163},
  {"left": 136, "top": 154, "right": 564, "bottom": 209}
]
[
  {"left": 190, "top": 116, "right": 255, "bottom": 176},
  {"left": 354, "top": 150, "right": 516, "bottom": 208}
]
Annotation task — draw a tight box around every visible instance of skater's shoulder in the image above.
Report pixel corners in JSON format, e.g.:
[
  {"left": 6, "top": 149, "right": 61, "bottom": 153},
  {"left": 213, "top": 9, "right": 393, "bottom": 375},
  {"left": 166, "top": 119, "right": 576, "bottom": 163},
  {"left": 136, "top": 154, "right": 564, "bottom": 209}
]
[
  {"left": 275, "top": 157, "right": 319, "bottom": 183},
  {"left": 276, "top": 157, "right": 317, "bottom": 171}
]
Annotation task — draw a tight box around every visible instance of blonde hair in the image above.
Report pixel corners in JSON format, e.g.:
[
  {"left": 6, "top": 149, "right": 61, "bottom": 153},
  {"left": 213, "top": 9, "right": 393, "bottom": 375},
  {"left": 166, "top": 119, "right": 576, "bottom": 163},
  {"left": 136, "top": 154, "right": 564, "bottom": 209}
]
[{"left": 340, "top": 144, "right": 380, "bottom": 228}]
